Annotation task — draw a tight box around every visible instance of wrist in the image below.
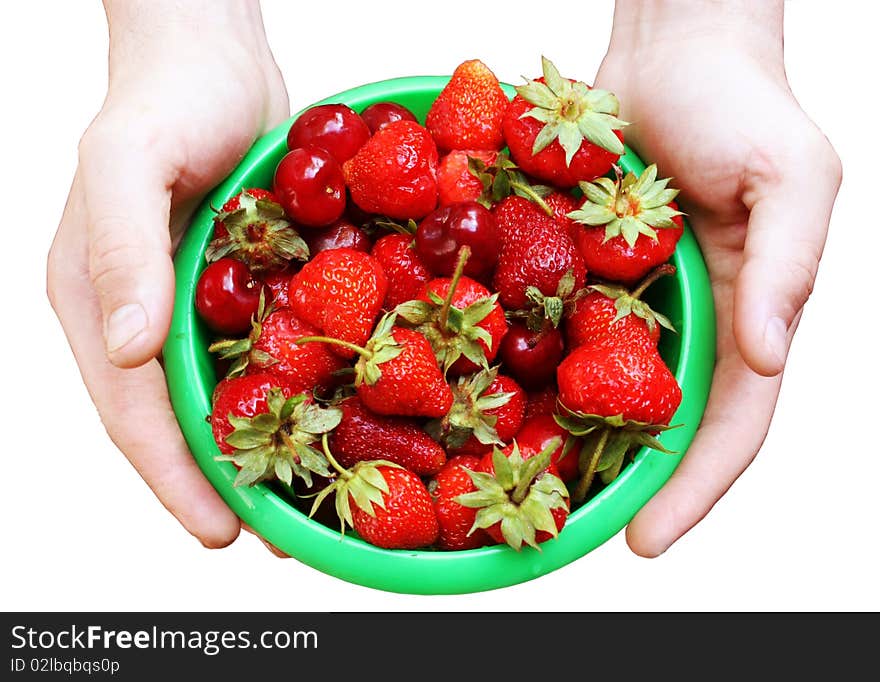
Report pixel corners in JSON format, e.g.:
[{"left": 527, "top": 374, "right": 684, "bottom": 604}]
[{"left": 607, "top": 0, "right": 784, "bottom": 67}]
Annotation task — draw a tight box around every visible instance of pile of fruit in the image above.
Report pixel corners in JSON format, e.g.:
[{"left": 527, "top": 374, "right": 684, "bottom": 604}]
[{"left": 196, "top": 57, "right": 684, "bottom": 552}]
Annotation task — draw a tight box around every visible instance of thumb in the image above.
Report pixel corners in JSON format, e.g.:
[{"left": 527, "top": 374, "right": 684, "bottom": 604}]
[
  {"left": 79, "top": 126, "right": 177, "bottom": 368},
  {"left": 734, "top": 142, "right": 841, "bottom": 377}
]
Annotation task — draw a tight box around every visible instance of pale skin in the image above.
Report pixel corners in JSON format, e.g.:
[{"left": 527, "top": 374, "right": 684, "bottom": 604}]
[{"left": 47, "top": 0, "right": 841, "bottom": 558}]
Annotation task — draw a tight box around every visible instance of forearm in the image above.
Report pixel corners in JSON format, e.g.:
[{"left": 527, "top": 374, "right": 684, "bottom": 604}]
[{"left": 608, "top": 0, "right": 784, "bottom": 70}]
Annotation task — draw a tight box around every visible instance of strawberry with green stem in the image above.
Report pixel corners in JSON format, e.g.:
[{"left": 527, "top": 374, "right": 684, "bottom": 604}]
[
  {"left": 207, "top": 188, "right": 309, "bottom": 273},
  {"left": 211, "top": 379, "right": 342, "bottom": 488},
  {"left": 455, "top": 439, "right": 569, "bottom": 551},
  {"left": 467, "top": 151, "right": 555, "bottom": 215},
  {"left": 427, "top": 366, "right": 526, "bottom": 455},
  {"left": 566, "top": 264, "right": 677, "bottom": 351},
  {"left": 428, "top": 455, "right": 495, "bottom": 551},
  {"left": 556, "top": 340, "right": 682, "bottom": 503},
  {"left": 567, "top": 163, "right": 684, "bottom": 284},
  {"left": 395, "top": 245, "right": 507, "bottom": 377},
  {"left": 295, "top": 311, "right": 454, "bottom": 418},
  {"left": 308, "top": 434, "right": 440, "bottom": 549},
  {"left": 502, "top": 57, "right": 627, "bottom": 187}
]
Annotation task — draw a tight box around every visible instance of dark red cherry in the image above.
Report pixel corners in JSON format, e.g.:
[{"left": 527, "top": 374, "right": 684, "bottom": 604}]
[
  {"left": 498, "top": 322, "right": 564, "bottom": 390},
  {"left": 360, "top": 101, "right": 418, "bottom": 134},
  {"left": 195, "top": 258, "right": 268, "bottom": 335},
  {"left": 286, "top": 103, "right": 370, "bottom": 164},
  {"left": 415, "top": 201, "right": 499, "bottom": 278},
  {"left": 305, "top": 218, "right": 372, "bottom": 255},
  {"left": 273, "top": 145, "right": 346, "bottom": 228}
]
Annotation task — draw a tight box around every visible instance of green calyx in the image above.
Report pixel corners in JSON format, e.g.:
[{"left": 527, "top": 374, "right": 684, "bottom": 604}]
[
  {"left": 207, "top": 289, "right": 276, "bottom": 378},
  {"left": 507, "top": 268, "right": 586, "bottom": 331},
  {"left": 426, "top": 366, "right": 516, "bottom": 450},
  {"left": 215, "top": 389, "right": 343, "bottom": 488},
  {"left": 206, "top": 190, "right": 309, "bottom": 271},
  {"left": 394, "top": 246, "right": 496, "bottom": 375},
  {"left": 590, "top": 264, "right": 679, "bottom": 334},
  {"left": 307, "top": 433, "right": 403, "bottom": 536},
  {"left": 467, "top": 152, "right": 554, "bottom": 216},
  {"left": 554, "top": 405, "right": 680, "bottom": 503},
  {"left": 455, "top": 439, "right": 569, "bottom": 551},
  {"left": 517, "top": 56, "right": 628, "bottom": 163},
  {"left": 567, "top": 163, "right": 683, "bottom": 248}
]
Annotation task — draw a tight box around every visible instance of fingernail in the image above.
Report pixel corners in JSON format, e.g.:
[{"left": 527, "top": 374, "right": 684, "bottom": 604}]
[
  {"left": 764, "top": 316, "right": 788, "bottom": 368},
  {"left": 105, "top": 303, "right": 147, "bottom": 353}
]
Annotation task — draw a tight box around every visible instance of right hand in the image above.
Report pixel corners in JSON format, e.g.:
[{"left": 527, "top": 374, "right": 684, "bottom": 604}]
[{"left": 46, "top": 0, "right": 290, "bottom": 548}]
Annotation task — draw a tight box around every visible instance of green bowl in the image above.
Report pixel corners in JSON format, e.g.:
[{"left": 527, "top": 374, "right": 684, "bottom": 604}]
[{"left": 163, "top": 76, "right": 716, "bottom": 595}]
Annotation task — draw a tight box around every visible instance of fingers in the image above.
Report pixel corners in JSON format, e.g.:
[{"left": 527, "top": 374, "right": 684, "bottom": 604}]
[
  {"left": 734, "top": 135, "right": 842, "bottom": 377},
  {"left": 77, "top": 121, "right": 178, "bottom": 369},
  {"left": 48, "top": 176, "right": 241, "bottom": 549},
  {"left": 626, "top": 352, "right": 783, "bottom": 557}
]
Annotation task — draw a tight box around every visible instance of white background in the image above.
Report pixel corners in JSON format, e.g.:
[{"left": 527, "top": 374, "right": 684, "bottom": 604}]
[{"left": 2, "top": 0, "right": 878, "bottom": 612}]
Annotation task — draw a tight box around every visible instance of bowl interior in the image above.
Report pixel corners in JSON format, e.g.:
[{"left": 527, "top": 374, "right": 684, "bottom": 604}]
[{"left": 163, "top": 76, "right": 716, "bottom": 595}]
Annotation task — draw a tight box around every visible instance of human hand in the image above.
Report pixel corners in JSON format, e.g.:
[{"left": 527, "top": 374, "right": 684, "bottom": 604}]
[
  {"left": 595, "top": 0, "right": 842, "bottom": 556},
  {"left": 46, "top": 0, "right": 290, "bottom": 549}
]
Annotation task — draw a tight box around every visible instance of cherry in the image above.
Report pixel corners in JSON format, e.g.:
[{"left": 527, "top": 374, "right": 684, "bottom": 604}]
[
  {"left": 497, "top": 321, "right": 564, "bottom": 390},
  {"left": 195, "top": 258, "right": 268, "bottom": 335},
  {"left": 360, "top": 101, "right": 418, "bottom": 134},
  {"left": 286, "top": 103, "right": 370, "bottom": 164},
  {"left": 305, "top": 218, "right": 371, "bottom": 255},
  {"left": 273, "top": 145, "right": 346, "bottom": 228},
  {"left": 415, "top": 201, "right": 499, "bottom": 278}
]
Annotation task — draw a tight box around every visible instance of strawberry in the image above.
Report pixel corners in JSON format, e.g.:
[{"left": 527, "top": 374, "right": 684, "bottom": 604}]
[
  {"left": 297, "top": 312, "right": 454, "bottom": 418},
  {"left": 436, "top": 149, "right": 497, "bottom": 206},
  {"left": 310, "top": 442, "right": 440, "bottom": 550},
  {"left": 210, "top": 376, "right": 342, "bottom": 487},
  {"left": 328, "top": 395, "right": 446, "bottom": 475},
  {"left": 456, "top": 440, "right": 570, "bottom": 550},
  {"left": 567, "top": 164, "right": 684, "bottom": 284},
  {"left": 207, "top": 188, "right": 309, "bottom": 273},
  {"left": 425, "top": 59, "right": 509, "bottom": 153},
  {"left": 515, "top": 414, "right": 579, "bottom": 483},
  {"left": 428, "top": 455, "right": 495, "bottom": 551},
  {"left": 502, "top": 57, "right": 626, "bottom": 188},
  {"left": 395, "top": 247, "right": 507, "bottom": 376},
  {"left": 208, "top": 292, "right": 346, "bottom": 393},
  {"left": 342, "top": 120, "right": 439, "bottom": 220},
  {"left": 555, "top": 341, "right": 682, "bottom": 501},
  {"left": 492, "top": 197, "right": 587, "bottom": 311},
  {"left": 565, "top": 265, "right": 677, "bottom": 351},
  {"left": 544, "top": 190, "right": 580, "bottom": 234},
  {"left": 288, "top": 248, "right": 388, "bottom": 359},
  {"left": 427, "top": 366, "right": 526, "bottom": 456},
  {"left": 466, "top": 151, "right": 556, "bottom": 214},
  {"left": 369, "top": 230, "right": 432, "bottom": 311}
]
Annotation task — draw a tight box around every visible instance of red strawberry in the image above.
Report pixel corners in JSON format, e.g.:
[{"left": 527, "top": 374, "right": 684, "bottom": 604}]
[
  {"left": 310, "top": 454, "right": 439, "bottom": 550},
  {"left": 555, "top": 341, "right": 682, "bottom": 501},
  {"left": 395, "top": 247, "right": 507, "bottom": 376},
  {"left": 428, "top": 367, "right": 526, "bottom": 456},
  {"left": 207, "top": 188, "right": 309, "bottom": 273},
  {"left": 515, "top": 415, "right": 578, "bottom": 483},
  {"left": 437, "top": 149, "right": 497, "bottom": 206},
  {"left": 492, "top": 198, "right": 587, "bottom": 311},
  {"left": 544, "top": 190, "right": 580, "bottom": 234},
  {"left": 370, "top": 232, "right": 432, "bottom": 310},
  {"left": 288, "top": 248, "right": 388, "bottom": 359},
  {"left": 328, "top": 395, "right": 446, "bottom": 475},
  {"left": 428, "top": 455, "right": 495, "bottom": 551},
  {"left": 425, "top": 59, "right": 509, "bottom": 153},
  {"left": 564, "top": 265, "right": 677, "bottom": 351},
  {"left": 568, "top": 165, "right": 684, "bottom": 284},
  {"left": 210, "top": 375, "right": 342, "bottom": 487},
  {"left": 342, "top": 120, "right": 439, "bottom": 220},
  {"left": 456, "top": 440, "right": 570, "bottom": 550},
  {"left": 502, "top": 57, "right": 626, "bottom": 187},
  {"left": 208, "top": 294, "right": 346, "bottom": 393},
  {"left": 297, "top": 312, "right": 454, "bottom": 418}
]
